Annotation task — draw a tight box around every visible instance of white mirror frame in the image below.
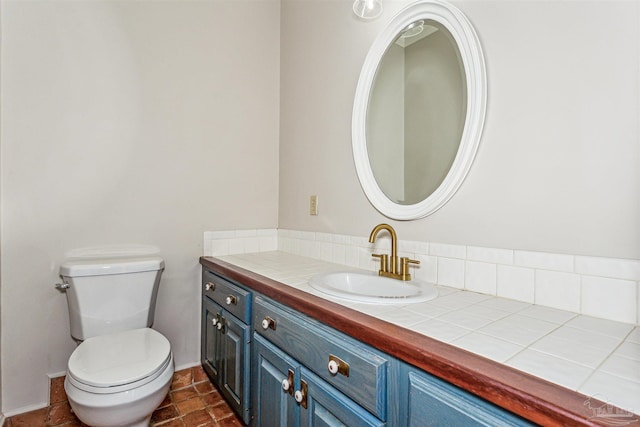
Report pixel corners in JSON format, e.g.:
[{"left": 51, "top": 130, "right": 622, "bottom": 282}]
[{"left": 352, "top": 0, "right": 487, "bottom": 220}]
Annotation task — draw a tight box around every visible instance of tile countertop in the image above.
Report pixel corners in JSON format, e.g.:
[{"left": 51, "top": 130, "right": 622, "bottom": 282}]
[{"left": 209, "top": 251, "right": 639, "bottom": 423}]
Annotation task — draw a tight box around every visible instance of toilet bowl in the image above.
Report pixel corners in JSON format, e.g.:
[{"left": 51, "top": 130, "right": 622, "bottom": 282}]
[{"left": 64, "top": 328, "right": 174, "bottom": 427}]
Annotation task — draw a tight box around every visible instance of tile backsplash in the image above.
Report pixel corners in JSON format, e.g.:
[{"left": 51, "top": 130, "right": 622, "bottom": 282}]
[{"left": 203, "top": 228, "right": 640, "bottom": 325}]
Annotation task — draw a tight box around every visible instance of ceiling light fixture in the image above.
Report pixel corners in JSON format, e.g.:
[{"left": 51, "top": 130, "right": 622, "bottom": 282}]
[{"left": 353, "top": 0, "right": 383, "bottom": 21}]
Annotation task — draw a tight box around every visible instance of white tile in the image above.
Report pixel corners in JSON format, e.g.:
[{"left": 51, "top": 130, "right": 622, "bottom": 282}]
[
  {"left": 535, "top": 270, "right": 581, "bottom": 312},
  {"left": 546, "top": 326, "right": 622, "bottom": 352},
  {"left": 475, "top": 297, "right": 531, "bottom": 313},
  {"left": 404, "top": 302, "right": 450, "bottom": 318},
  {"left": 437, "top": 311, "right": 494, "bottom": 330},
  {"left": 497, "top": 265, "right": 534, "bottom": 303},
  {"left": 627, "top": 327, "right": 640, "bottom": 344},
  {"left": 437, "top": 257, "right": 465, "bottom": 288},
  {"left": 599, "top": 355, "right": 640, "bottom": 382},
  {"left": 575, "top": 256, "right": 640, "bottom": 281},
  {"left": 581, "top": 276, "right": 637, "bottom": 324},
  {"left": 565, "top": 315, "right": 635, "bottom": 340},
  {"left": 409, "top": 319, "right": 471, "bottom": 343},
  {"left": 330, "top": 243, "right": 346, "bottom": 266},
  {"left": 208, "top": 230, "right": 235, "bottom": 239},
  {"left": 458, "top": 304, "right": 512, "bottom": 321},
  {"left": 579, "top": 371, "right": 640, "bottom": 415},
  {"left": 514, "top": 250, "right": 574, "bottom": 272},
  {"left": 378, "top": 308, "right": 429, "bottom": 327},
  {"left": 614, "top": 341, "right": 640, "bottom": 361},
  {"left": 518, "top": 305, "right": 578, "bottom": 324},
  {"left": 506, "top": 349, "right": 593, "bottom": 390},
  {"left": 478, "top": 317, "right": 554, "bottom": 346},
  {"left": 413, "top": 254, "right": 437, "bottom": 283},
  {"left": 244, "top": 237, "right": 260, "bottom": 253},
  {"left": 530, "top": 335, "right": 613, "bottom": 368},
  {"left": 465, "top": 261, "right": 497, "bottom": 295},
  {"left": 430, "top": 291, "right": 491, "bottom": 310},
  {"left": 452, "top": 332, "right": 524, "bottom": 362},
  {"left": 430, "top": 242, "right": 466, "bottom": 259},
  {"left": 256, "top": 228, "right": 277, "bottom": 237},
  {"left": 467, "top": 246, "right": 513, "bottom": 265},
  {"left": 210, "top": 238, "right": 230, "bottom": 256}
]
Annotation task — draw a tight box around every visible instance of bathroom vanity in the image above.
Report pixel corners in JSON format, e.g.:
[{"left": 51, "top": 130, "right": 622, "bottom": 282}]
[{"left": 200, "top": 254, "right": 627, "bottom": 426}]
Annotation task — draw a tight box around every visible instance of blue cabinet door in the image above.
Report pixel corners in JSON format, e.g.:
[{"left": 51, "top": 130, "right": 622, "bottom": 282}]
[
  {"left": 202, "top": 297, "right": 223, "bottom": 384},
  {"left": 300, "top": 368, "right": 385, "bottom": 427},
  {"left": 220, "top": 311, "right": 251, "bottom": 424},
  {"left": 253, "top": 334, "right": 298, "bottom": 427},
  {"left": 401, "top": 363, "right": 532, "bottom": 426},
  {"left": 202, "top": 296, "right": 251, "bottom": 425}
]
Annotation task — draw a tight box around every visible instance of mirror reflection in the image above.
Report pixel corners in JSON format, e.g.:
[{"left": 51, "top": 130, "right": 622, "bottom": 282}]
[{"left": 366, "top": 19, "right": 467, "bottom": 205}]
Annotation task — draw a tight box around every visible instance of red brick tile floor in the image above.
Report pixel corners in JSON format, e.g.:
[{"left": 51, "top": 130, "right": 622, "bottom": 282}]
[{"left": 5, "top": 366, "right": 244, "bottom": 427}]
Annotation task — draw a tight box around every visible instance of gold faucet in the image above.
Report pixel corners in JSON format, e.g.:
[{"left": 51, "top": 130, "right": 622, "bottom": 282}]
[{"left": 369, "top": 223, "right": 420, "bottom": 281}]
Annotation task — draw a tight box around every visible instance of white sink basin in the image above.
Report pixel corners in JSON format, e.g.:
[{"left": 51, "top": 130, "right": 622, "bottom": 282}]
[{"left": 309, "top": 271, "right": 437, "bottom": 304}]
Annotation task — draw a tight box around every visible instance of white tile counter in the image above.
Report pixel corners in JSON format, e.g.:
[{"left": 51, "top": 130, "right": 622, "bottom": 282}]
[{"left": 218, "top": 251, "right": 640, "bottom": 417}]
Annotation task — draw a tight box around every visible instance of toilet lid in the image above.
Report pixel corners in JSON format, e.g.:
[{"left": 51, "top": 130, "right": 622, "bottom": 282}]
[{"left": 68, "top": 328, "right": 171, "bottom": 388}]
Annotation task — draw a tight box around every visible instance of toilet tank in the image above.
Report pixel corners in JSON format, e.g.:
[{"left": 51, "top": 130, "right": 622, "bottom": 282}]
[{"left": 60, "top": 256, "right": 165, "bottom": 341}]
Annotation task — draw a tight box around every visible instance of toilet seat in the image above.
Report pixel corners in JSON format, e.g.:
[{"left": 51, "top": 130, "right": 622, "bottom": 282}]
[{"left": 67, "top": 328, "right": 172, "bottom": 394}]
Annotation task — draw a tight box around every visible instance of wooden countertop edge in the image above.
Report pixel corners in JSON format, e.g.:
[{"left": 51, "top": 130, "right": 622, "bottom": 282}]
[{"left": 201, "top": 256, "right": 637, "bottom": 426}]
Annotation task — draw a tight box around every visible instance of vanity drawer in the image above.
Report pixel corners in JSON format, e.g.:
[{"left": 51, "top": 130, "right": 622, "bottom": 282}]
[
  {"left": 253, "top": 296, "right": 388, "bottom": 420},
  {"left": 202, "top": 270, "right": 251, "bottom": 324}
]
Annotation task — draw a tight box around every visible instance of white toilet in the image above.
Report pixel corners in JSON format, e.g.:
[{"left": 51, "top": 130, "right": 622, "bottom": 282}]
[{"left": 59, "top": 256, "right": 175, "bottom": 427}]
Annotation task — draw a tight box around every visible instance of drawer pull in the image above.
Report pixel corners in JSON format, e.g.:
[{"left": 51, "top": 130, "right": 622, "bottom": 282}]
[
  {"left": 294, "top": 379, "right": 308, "bottom": 408},
  {"left": 328, "top": 354, "right": 350, "bottom": 377},
  {"left": 261, "top": 316, "right": 276, "bottom": 331},
  {"left": 225, "top": 295, "right": 238, "bottom": 305},
  {"left": 205, "top": 282, "right": 215, "bottom": 291}
]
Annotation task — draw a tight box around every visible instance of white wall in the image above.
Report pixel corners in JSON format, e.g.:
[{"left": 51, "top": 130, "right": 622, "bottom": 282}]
[
  {"left": 279, "top": 0, "right": 640, "bottom": 261},
  {"left": 0, "top": 0, "right": 280, "bottom": 414}
]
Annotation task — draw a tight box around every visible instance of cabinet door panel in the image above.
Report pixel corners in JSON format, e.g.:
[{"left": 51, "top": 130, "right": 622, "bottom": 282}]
[
  {"left": 202, "top": 298, "right": 222, "bottom": 383},
  {"left": 221, "top": 313, "right": 249, "bottom": 409},
  {"left": 301, "top": 368, "right": 385, "bottom": 427},
  {"left": 404, "top": 366, "right": 532, "bottom": 426},
  {"left": 253, "top": 334, "right": 298, "bottom": 427}
]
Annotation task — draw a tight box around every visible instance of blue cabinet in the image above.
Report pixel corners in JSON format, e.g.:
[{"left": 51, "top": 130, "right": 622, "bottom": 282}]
[
  {"left": 201, "top": 270, "right": 252, "bottom": 424},
  {"left": 400, "top": 363, "right": 532, "bottom": 426},
  {"left": 253, "top": 333, "right": 384, "bottom": 427}
]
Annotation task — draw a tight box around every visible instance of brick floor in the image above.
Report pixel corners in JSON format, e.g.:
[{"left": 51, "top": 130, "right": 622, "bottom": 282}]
[{"left": 5, "top": 366, "right": 243, "bottom": 427}]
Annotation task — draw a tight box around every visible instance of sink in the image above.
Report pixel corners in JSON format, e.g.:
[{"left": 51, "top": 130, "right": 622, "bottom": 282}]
[{"left": 309, "top": 271, "right": 437, "bottom": 304}]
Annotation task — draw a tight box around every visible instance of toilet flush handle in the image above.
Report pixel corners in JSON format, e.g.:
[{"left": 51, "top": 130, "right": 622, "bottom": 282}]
[{"left": 55, "top": 283, "right": 69, "bottom": 291}]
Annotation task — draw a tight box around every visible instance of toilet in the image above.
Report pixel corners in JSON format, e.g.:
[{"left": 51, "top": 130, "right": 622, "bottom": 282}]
[{"left": 59, "top": 256, "right": 174, "bottom": 427}]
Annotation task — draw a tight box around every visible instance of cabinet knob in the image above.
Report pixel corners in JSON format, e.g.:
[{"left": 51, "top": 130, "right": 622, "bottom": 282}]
[
  {"left": 205, "top": 282, "right": 215, "bottom": 291},
  {"left": 282, "top": 369, "right": 294, "bottom": 396},
  {"left": 211, "top": 317, "right": 218, "bottom": 326},
  {"left": 294, "top": 379, "right": 308, "bottom": 408},
  {"left": 261, "top": 316, "right": 276, "bottom": 331},
  {"left": 328, "top": 360, "right": 339, "bottom": 375},
  {"left": 225, "top": 295, "right": 238, "bottom": 305}
]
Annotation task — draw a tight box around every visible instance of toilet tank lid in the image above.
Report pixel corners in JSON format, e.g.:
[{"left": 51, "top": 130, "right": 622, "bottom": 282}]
[{"left": 60, "top": 256, "right": 164, "bottom": 277}]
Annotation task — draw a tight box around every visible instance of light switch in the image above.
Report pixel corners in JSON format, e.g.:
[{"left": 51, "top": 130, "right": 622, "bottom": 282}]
[{"left": 310, "top": 195, "right": 318, "bottom": 215}]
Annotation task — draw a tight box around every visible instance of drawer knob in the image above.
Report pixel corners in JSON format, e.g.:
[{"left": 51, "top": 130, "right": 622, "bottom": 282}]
[
  {"left": 328, "top": 354, "right": 350, "bottom": 377},
  {"left": 205, "top": 282, "right": 215, "bottom": 291},
  {"left": 226, "top": 295, "right": 238, "bottom": 305},
  {"left": 261, "top": 316, "right": 276, "bottom": 331},
  {"left": 281, "top": 379, "right": 291, "bottom": 392}
]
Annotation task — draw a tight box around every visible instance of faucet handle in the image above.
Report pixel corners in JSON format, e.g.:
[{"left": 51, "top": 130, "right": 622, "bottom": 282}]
[
  {"left": 400, "top": 257, "right": 420, "bottom": 281},
  {"left": 372, "top": 253, "right": 389, "bottom": 273}
]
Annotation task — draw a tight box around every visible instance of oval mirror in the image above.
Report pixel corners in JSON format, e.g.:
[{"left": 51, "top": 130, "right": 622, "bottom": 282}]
[{"left": 353, "top": 0, "right": 486, "bottom": 220}]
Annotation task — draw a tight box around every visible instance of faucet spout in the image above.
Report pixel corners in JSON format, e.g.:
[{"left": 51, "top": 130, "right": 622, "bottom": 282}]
[
  {"left": 369, "top": 223, "right": 420, "bottom": 281},
  {"left": 369, "top": 223, "right": 398, "bottom": 269}
]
